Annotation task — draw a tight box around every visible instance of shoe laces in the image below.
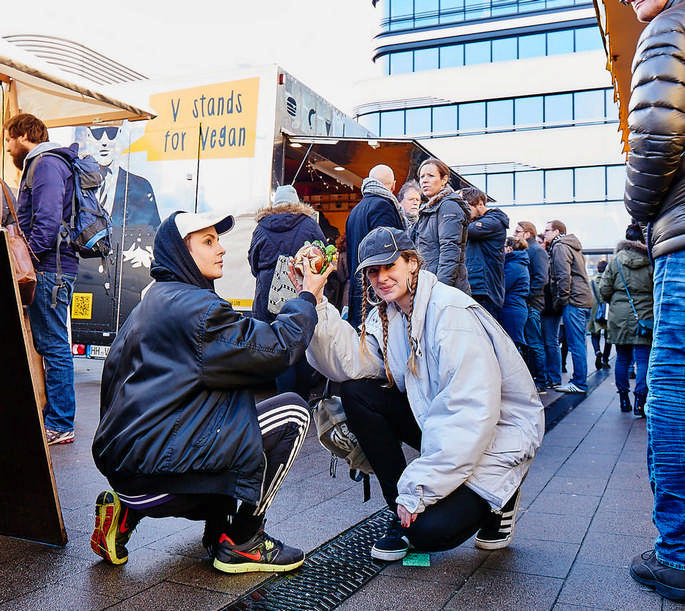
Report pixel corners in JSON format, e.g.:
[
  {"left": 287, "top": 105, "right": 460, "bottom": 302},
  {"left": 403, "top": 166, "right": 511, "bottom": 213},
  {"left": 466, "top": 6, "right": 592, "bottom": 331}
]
[{"left": 641, "top": 549, "right": 656, "bottom": 561}]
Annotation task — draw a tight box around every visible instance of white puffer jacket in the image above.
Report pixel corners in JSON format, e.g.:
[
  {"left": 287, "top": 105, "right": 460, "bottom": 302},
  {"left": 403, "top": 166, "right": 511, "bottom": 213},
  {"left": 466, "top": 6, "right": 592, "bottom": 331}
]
[{"left": 306, "top": 270, "right": 544, "bottom": 513}]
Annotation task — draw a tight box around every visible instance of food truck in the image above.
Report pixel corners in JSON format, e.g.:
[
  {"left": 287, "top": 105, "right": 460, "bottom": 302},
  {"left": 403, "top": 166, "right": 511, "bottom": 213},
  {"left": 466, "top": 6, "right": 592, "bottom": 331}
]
[{"left": 57, "top": 64, "right": 475, "bottom": 353}]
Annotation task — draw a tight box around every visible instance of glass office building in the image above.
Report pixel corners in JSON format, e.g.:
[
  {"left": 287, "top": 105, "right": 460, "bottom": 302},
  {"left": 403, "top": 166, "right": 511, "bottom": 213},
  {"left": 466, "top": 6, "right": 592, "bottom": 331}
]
[{"left": 354, "top": 0, "right": 627, "bottom": 250}]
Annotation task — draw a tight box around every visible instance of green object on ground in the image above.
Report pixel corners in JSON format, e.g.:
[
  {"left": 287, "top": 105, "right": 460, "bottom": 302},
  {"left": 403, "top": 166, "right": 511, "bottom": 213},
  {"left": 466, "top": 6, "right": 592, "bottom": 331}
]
[{"left": 402, "top": 552, "right": 430, "bottom": 567}]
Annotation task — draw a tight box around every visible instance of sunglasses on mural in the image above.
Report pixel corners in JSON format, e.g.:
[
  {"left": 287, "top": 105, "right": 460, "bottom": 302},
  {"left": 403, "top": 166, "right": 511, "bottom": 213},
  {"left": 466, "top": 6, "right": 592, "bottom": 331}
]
[{"left": 90, "top": 127, "right": 120, "bottom": 140}]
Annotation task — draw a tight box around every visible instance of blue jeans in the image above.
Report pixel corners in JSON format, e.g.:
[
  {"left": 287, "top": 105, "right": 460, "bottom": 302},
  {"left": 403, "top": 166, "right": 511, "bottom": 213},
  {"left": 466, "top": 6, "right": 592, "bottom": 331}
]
[
  {"left": 647, "top": 251, "right": 685, "bottom": 569},
  {"left": 28, "top": 271, "right": 77, "bottom": 432},
  {"left": 542, "top": 313, "right": 561, "bottom": 386},
  {"left": 562, "top": 304, "right": 590, "bottom": 391},
  {"left": 615, "top": 344, "right": 649, "bottom": 397},
  {"left": 524, "top": 307, "right": 546, "bottom": 385}
]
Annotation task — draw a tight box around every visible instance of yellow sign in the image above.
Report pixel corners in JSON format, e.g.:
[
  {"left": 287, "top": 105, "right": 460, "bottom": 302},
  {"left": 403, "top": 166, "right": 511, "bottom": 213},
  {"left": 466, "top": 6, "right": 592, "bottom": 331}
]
[
  {"left": 128, "top": 77, "right": 260, "bottom": 160},
  {"left": 72, "top": 293, "right": 93, "bottom": 320},
  {"left": 227, "top": 299, "right": 253, "bottom": 309}
]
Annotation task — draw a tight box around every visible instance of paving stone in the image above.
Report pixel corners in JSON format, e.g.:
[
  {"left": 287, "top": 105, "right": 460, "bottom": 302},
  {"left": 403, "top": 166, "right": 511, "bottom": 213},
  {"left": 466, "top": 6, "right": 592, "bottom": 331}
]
[
  {"left": 381, "top": 545, "right": 488, "bottom": 585},
  {"left": 443, "top": 567, "right": 563, "bottom": 611},
  {"left": 482, "top": 537, "right": 579, "bottom": 579},
  {"left": 336, "top": 574, "right": 456, "bottom": 611},
  {"left": 557, "top": 562, "right": 663, "bottom": 609},
  {"left": 588, "top": 508, "right": 657, "bottom": 540},
  {"left": 516, "top": 510, "right": 592, "bottom": 545},
  {"left": 0, "top": 583, "right": 115, "bottom": 611},
  {"left": 104, "top": 580, "right": 235, "bottom": 610},
  {"left": 543, "top": 476, "right": 607, "bottom": 497},
  {"left": 576, "top": 532, "right": 656, "bottom": 569},
  {"left": 528, "top": 490, "right": 601, "bottom": 517}
]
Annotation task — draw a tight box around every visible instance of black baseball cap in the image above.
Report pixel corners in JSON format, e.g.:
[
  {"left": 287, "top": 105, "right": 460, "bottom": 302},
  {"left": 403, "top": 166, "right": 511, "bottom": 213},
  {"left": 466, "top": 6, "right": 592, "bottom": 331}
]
[{"left": 357, "top": 226, "right": 415, "bottom": 273}]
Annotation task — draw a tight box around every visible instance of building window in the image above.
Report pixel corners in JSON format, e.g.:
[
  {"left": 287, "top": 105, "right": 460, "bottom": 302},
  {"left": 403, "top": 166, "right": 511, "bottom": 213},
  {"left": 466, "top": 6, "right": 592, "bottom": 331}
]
[
  {"left": 381, "top": 25, "right": 602, "bottom": 75},
  {"left": 359, "top": 88, "right": 618, "bottom": 137},
  {"left": 380, "top": 0, "right": 594, "bottom": 33},
  {"left": 516, "top": 170, "right": 544, "bottom": 204}
]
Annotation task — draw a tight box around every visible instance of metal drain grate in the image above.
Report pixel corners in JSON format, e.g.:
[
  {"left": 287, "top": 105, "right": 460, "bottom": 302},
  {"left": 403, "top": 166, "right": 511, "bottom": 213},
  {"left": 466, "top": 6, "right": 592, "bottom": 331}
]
[{"left": 220, "top": 509, "right": 394, "bottom": 611}]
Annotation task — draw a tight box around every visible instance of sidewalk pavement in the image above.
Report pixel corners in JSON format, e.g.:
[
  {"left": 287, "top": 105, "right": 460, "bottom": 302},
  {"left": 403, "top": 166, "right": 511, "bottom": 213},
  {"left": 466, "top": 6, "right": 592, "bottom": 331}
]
[{"left": 0, "top": 357, "right": 674, "bottom": 610}]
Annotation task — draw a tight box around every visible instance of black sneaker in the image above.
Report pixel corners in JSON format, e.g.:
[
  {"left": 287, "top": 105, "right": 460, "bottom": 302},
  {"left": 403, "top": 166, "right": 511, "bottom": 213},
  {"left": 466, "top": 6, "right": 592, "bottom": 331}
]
[
  {"left": 630, "top": 549, "right": 685, "bottom": 602},
  {"left": 90, "top": 491, "right": 140, "bottom": 565},
  {"left": 475, "top": 487, "right": 521, "bottom": 550},
  {"left": 213, "top": 527, "right": 304, "bottom": 573},
  {"left": 371, "top": 519, "right": 412, "bottom": 561}
]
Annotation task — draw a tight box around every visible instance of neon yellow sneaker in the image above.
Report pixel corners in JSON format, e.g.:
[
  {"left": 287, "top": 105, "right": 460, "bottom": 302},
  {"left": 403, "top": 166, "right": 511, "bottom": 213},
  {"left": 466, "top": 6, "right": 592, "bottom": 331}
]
[{"left": 90, "top": 491, "right": 139, "bottom": 565}]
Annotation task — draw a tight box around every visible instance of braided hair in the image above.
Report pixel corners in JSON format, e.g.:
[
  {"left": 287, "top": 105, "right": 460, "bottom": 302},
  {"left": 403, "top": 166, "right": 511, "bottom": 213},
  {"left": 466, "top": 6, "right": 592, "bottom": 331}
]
[{"left": 358, "top": 250, "right": 422, "bottom": 387}]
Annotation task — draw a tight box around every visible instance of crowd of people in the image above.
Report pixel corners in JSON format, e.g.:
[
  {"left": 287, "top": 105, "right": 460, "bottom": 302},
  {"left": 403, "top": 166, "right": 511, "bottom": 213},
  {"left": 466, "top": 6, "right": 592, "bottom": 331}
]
[{"left": 8, "top": 20, "right": 685, "bottom": 594}]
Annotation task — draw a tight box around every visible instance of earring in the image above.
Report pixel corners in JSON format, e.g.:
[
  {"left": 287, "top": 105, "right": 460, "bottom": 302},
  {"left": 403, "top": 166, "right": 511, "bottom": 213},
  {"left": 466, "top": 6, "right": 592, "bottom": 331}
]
[
  {"left": 406, "top": 275, "right": 416, "bottom": 295},
  {"left": 366, "top": 287, "right": 383, "bottom": 306}
]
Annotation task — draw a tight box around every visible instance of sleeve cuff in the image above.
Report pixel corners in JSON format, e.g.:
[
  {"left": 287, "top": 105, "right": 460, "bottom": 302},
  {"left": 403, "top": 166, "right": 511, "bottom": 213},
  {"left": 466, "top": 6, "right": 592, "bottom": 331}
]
[{"left": 299, "top": 291, "right": 317, "bottom": 307}]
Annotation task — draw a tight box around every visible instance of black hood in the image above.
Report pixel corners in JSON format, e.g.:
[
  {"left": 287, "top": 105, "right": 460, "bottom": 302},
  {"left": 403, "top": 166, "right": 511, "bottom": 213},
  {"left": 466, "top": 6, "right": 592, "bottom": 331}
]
[{"left": 150, "top": 211, "right": 214, "bottom": 290}]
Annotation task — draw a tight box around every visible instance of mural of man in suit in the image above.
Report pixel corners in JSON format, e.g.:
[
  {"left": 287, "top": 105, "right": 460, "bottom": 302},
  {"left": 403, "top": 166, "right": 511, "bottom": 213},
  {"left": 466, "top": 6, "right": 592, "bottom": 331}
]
[{"left": 74, "top": 124, "right": 161, "bottom": 341}]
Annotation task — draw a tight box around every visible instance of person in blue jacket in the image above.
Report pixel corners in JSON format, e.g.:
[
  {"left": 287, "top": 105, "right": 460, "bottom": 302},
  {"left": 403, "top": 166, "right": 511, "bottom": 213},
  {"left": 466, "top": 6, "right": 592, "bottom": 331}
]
[
  {"left": 5, "top": 113, "right": 78, "bottom": 446},
  {"left": 499, "top": 236, "right": 530, "bottom": 354},
  {"left": 460, "top": 187, "right": 509, "bottom": 318},
  {"left": 248, "top": 185, "right": 326, "bottom": 399}
]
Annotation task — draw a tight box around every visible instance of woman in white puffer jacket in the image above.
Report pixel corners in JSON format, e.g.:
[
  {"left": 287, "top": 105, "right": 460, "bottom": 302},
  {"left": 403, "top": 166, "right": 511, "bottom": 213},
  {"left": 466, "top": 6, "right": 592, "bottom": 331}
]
[{"left": 297, "top": 226, "right": 544, "bottom": 562}]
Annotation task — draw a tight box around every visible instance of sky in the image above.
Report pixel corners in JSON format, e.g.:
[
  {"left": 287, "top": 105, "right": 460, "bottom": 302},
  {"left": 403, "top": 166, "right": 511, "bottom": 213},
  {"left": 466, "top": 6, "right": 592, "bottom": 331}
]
[{"left": 1, "top": 0, "right": 381, "bottom": 114}]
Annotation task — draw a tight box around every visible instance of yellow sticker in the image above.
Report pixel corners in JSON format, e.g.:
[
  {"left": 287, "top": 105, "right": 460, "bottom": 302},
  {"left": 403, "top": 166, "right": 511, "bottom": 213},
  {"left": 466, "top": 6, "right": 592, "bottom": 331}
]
[
  {"left": 227, "top": 299, "right": 253, "bottom": 309},
  {"left": 71, "top": 293, "right": 93, "bottom": 320}
]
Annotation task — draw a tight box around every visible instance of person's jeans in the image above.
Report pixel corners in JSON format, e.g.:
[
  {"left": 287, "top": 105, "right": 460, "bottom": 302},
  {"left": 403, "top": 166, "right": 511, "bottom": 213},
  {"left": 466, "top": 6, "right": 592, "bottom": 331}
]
[
  {"left": 614, "top": 344, "right": 649, "bottom": 397},
  {"left": 647, "top": 251, "right": 685, "bottom": 569},
  {"left": 542, "top": 313, "right": 562, "bottom": 386},
  {"left": 28, "top": 271, "right": 77, "bottom": 432},
  {"left": 562, "top": 304, "right": 590, "bottom": 391},
  {"left": 524, "top": 306, "right": 545, "bottom": 385}
]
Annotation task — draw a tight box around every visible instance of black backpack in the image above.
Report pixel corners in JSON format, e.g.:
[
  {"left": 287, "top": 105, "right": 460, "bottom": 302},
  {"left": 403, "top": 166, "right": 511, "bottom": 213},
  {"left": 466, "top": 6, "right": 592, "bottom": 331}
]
[{"left": 26, "top": 151, "right": 113, "bottom": 305}]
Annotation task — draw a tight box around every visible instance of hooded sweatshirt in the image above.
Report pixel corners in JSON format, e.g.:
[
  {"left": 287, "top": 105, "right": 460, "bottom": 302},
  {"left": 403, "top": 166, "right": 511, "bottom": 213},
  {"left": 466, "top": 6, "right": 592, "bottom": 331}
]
[
  {"left": 93, "top": 212, "right": 318, "bottom": 501},
  {"left": 248, "top": 202, "right": 325, "bottom": 322}
]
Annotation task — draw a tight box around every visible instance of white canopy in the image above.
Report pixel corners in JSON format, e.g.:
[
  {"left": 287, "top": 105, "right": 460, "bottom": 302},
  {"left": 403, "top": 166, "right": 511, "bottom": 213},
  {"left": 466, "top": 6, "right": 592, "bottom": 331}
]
[{"left": 0, "top": 37, "right": 155, "bottom": 128}]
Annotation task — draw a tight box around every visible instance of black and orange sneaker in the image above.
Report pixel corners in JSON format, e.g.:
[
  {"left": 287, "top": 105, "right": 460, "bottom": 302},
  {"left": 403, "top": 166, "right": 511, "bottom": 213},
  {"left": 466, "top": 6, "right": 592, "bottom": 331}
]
[
  {"left": 90, "top": 491, "right": 140, "bottom": 565},
  {"left": 213, "top": 527, "right": 304, "bottom": 574}
]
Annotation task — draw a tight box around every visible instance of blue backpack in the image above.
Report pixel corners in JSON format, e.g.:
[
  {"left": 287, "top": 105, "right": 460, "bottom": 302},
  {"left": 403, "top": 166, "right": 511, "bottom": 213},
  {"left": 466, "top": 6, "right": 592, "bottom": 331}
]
[{"left": 26, "top": 151, "right": 113, "bottom": 305}]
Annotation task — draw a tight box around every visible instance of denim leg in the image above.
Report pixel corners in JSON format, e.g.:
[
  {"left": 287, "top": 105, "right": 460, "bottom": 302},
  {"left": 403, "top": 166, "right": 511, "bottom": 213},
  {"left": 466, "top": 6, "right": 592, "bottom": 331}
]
[
  {"left": 647, "top": 251, "right": 685, "bottom": 569},
  {"left": 633, "top": 344, "right": 650, "bottom": 399},
  {"left": 28, "top": 272, "right": 77, "bottom": 432},
  {"left": 541, "top": 314, "right": 561, "bottom": 386},
  {"left": 524, "top": 307, "right": 546, "bottom": 385},
  {"left": 614, "top": 344, "right": 632, "bottom": 394},
  {"left": 562, "top": 305, "right": 589, "bottom": 391}
]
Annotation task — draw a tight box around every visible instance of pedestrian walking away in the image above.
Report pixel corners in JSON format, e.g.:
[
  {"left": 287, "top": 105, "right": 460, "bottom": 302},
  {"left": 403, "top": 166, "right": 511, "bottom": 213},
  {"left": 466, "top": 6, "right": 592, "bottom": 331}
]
[
  {"left": 91, "top": 210, "right": 323, "bottom": 574},
  {"left": 300, "top": 226, "right": 544, "bottom": 562}
]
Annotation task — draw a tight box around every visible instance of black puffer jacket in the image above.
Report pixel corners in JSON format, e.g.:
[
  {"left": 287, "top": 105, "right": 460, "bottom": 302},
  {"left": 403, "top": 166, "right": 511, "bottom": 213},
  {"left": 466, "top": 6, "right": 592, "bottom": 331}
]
[
  {"left": 411, "top": 189, "right": 471, "bottom": 293},
  {"left": 625, "top": 0, "right": 685, "bottom": 258},
  {"left": 248, "top": 202, "right": 325, "bottom": 322},
  {"left": 92, "top": 212, "right": 317, "bottom": 504}
]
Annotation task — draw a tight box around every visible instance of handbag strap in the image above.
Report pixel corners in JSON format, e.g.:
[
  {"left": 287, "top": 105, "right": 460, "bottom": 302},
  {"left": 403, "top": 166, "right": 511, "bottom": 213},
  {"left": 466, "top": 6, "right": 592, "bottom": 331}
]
[
  {"left": 590, "top": 278, "right": 601, "bottom": 303},
  {"left": 0, "top": 179, "right": 39, "bottom": 262},
  {"left": 616, "top": 260, "right": 639, "bottom": 319}
]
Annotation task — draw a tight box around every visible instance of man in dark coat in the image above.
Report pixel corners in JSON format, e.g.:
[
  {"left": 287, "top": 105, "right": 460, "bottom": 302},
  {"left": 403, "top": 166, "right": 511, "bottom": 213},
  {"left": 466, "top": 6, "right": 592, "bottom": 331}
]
[
  {"left": 248, "top": 185, "right": 326, "bottom": 399},
  {"left": 514, "top": 221, "right": 549, "bottom": 393},
  {"left": 345, "top": 164, "right": 405, "bottom": 328},
  {"left": 461, "top": 187, "right": 509, "bottom": 318},
  {"left": 623, "top": 0, "right": 685, "bottom": 600},
  {"left": 543, "top": 220, "right": 592, "bottom": 394}
]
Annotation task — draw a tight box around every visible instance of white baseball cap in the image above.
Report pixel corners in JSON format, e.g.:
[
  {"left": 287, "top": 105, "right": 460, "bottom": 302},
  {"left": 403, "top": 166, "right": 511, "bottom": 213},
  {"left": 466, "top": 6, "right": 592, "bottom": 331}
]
[{"left": 174, "top": 211, "right": 234, "bottom": 238}]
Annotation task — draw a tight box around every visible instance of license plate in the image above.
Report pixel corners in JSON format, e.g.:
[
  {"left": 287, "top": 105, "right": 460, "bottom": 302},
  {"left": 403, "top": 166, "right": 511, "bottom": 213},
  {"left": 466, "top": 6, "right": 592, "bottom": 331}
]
[{"left": 88, "top": 345, "right": 110, "bottom": 359}]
